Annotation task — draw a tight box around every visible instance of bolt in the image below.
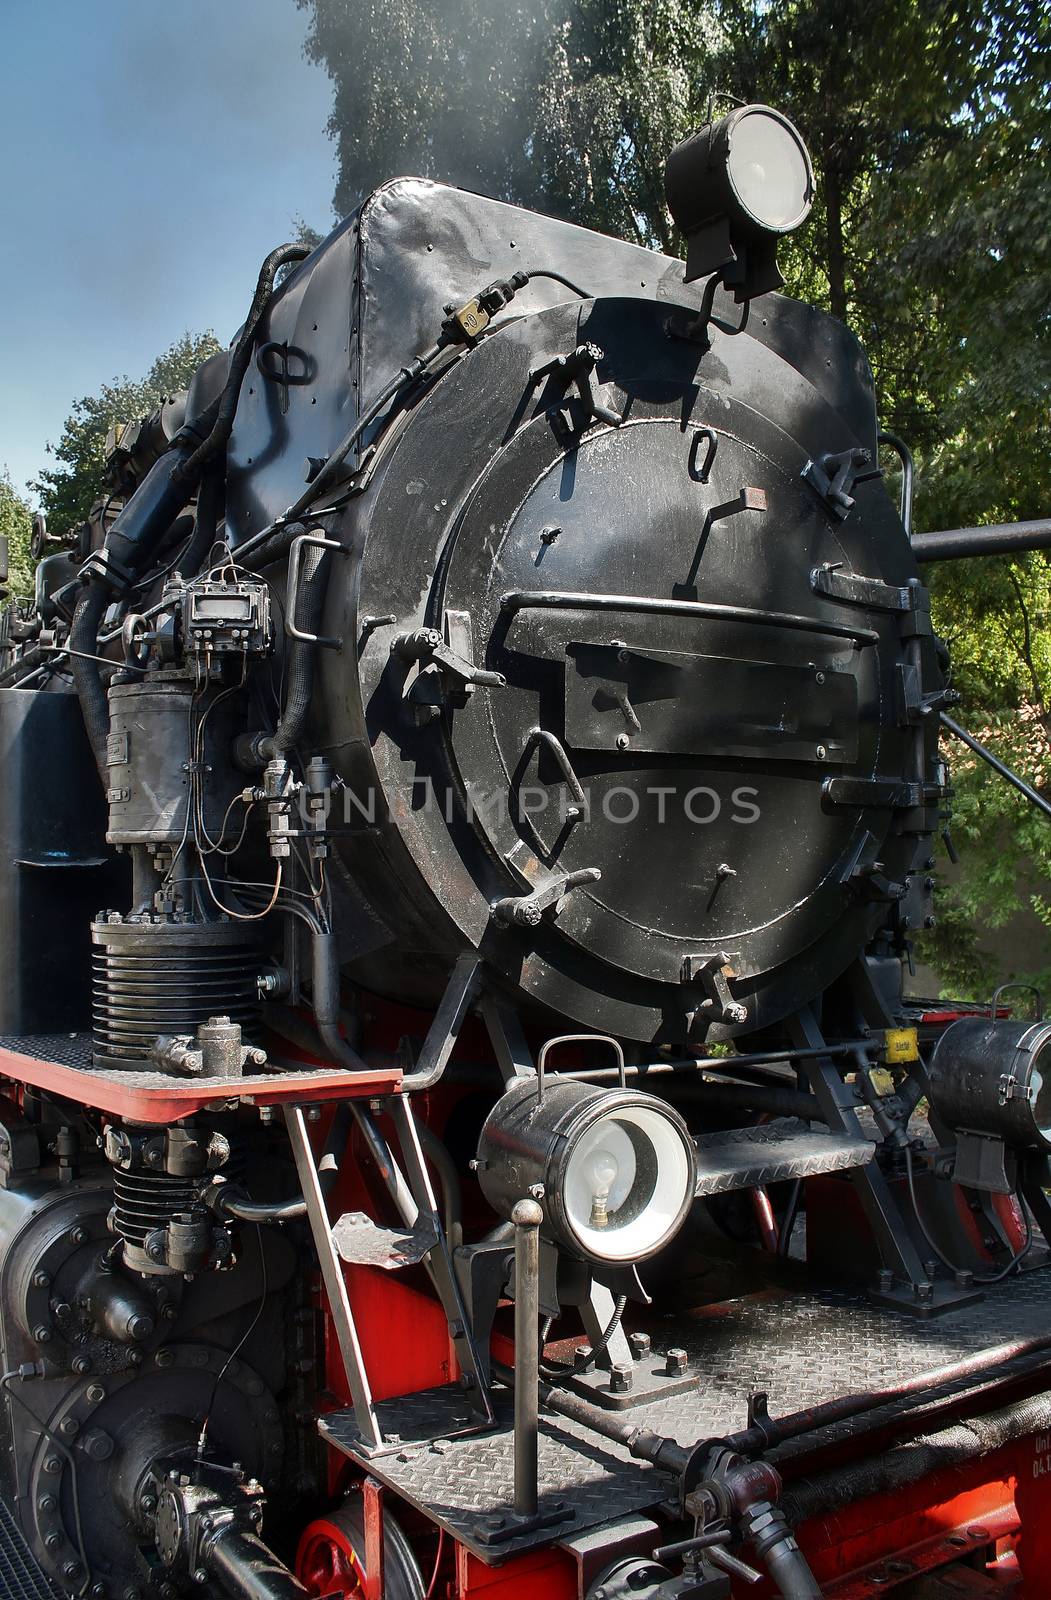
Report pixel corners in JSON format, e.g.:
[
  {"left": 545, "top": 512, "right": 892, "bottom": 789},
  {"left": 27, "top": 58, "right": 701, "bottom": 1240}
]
[
  {"left": 574, "top": 1346, "right": 593, "bottom": 1372},
  {"left": 72, "top": 1356, "right": 91, "bottom": 1375},
  {"left": 628, "top": 1331, "right": 651, "bottom": 1359},
  {"left": 33, "top": 1325, "right": 51, "bottom": 1343},
  {"left": 916, "top": 1279, "right": 933, "bottom": 1302},
  {"left": 539, "top": 526, "right": 561, "bottom": 545},
  {"left": 91, "top": 1586, "right": 106, "bottom": 1598},
  {"left": 924, "top": 914, "right": 937, "bottom": 929},
  {"left": 38, "top": 1494, "right": 57, "bottom": 1512},
  {"left": 815, "top": 670, "right": 825, "bottom": 684},
  {"left": 193, "top": 1572, "right": 208, "bottom": 1587},
  {"left": 528, "top": 1183, "right": 545, "bottom": 1200},
  {"left": 815, "top": 744, "right": 827, "bottom": 759},
  {"left": 923, "top": 1260, "right": 939, "bottom": 1279},
  {"left": 45, "top": 1532, "right": 63, "bottom": 1550},
  {"left": 877, "top": 1268, "right": 893, "bottom": 1292},
  {"left": 62, "top": 1560, "right": 81, "bottom": 1580},
  {"left": 156, "top": 1349, "right": 174, "bottom": 1368},
  {"left": 59, "top": 1417, "right": 78, "bottom": 1436},
  {"left": 32, "top": 1270, "right": 51, "bottom": 1289},
  {"left": 69, "top": 1227, "right": 87, "bottom": 1246},
  {"left": 44, "top": 1455, "right": 62, "bottom": 1474},
  {"left": 665, "top": 1348, "right": 688, "bottom": 1378},
  {"left": 140, "top": 1494, "right": 157, "bottom": 1514},
  {"left": 616, "top": 733, "right": 630, "bottom": 751},
  {"left": 954, "top": 1268, "right": 974, "bottom": 1289},
  {"left": 86, "top": 1383, "right": 106, "bottom": 1404},
  {"left": 609, "top": 1364, "right": 633, "bottom": 1394}
]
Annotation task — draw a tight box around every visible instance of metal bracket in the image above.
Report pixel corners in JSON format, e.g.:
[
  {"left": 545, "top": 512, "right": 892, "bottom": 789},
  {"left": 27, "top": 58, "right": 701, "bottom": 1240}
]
[
  {"left": 823, "top": 777, "right": 924, "bottom": 810},
  {"left": 284, "top": 1104, "right": 382, "bottom": 1449},
  {"left": 681, "top": 953, "right": 747, "bottom": 1025},
  {"left": 333, "top": 1211, "right": 440, "bottom": 1268},
  {"left": 802, "top": 448, "right": 882, "bottom": 519},
  {"left": 811, "top": 563, "right": 918, "bottom": 612}
]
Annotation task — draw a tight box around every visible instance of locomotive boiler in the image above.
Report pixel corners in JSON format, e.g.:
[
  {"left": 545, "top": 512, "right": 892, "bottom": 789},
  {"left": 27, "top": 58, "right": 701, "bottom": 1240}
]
[{"left": 2, "top": 103, "right": 1051, "bottom": 1600}]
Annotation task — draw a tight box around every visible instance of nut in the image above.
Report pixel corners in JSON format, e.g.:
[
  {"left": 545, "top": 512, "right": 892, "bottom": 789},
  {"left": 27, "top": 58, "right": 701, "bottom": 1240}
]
[{"left": 665, "top": 1347, "right": 688, "bottom": 1378}]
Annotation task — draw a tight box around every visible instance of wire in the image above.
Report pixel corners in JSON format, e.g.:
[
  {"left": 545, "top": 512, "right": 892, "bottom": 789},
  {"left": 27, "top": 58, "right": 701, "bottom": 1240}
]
[
  {"left": 523, "top": 268, "right": 592, "bottom": 299},
  {"left": 424, "top": 1528, "right": 446, "bottom": 1600},
  {"left": 196, "top": 1224, "right": 269, "bottom": 1466},
  {"left": 903, "top": 1145, "right": 1034, "bottom": 1284},
  {"left": 198, "top": 853, "right": 283, "bottom": 921}
]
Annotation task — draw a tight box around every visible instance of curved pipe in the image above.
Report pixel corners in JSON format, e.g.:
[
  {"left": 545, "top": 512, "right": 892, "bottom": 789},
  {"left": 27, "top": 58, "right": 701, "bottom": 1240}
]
[
  {"left": 217, "top": 1105, "right": 350, "bottom": 1223},
  {"left": 176, "top": 243, "right": 310, "bottom": 483},
  {"left": 69, "top": 585, "right": 111, "bottom": 778}
]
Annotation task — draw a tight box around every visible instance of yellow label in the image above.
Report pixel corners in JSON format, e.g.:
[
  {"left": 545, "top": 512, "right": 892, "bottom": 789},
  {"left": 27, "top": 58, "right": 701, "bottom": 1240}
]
[{"left": 884, "top": 1026, "right": 920, "bottom": 1063}]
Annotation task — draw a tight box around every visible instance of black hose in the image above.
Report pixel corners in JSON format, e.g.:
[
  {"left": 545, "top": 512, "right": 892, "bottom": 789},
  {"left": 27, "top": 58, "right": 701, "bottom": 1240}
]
[
  {"left": 70, "top": 585, "right": 111, "bottom": 777},
  {"left": 175, "top": 459, "right": 225, "bottom": 580},
  {"left": 260, "top": 543, "right": 329, "bottom": 759},
  {"left": 217, "top": 1105, "right": 350, "bottom": 1223},
  {"left": 176, "top": 243, "right": 310, "bottom": 483}
]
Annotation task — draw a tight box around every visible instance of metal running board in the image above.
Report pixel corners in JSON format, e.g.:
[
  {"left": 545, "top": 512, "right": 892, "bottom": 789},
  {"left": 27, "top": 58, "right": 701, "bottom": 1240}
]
[
  {"left": 0, "top": 1499, "right": 62, "bottom": 1600},
  {"left": 693, "top": 1117, "right": 874, "bottom": 1196}
]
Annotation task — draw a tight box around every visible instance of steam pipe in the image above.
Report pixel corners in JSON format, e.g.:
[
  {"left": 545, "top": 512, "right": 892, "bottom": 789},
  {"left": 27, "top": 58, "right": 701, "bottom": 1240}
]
[
  {"left": 781, "top": 1389, "right": 1051, "bottom": 1525},
  {"left": 912, "top": 517, "right": 1051, "bottom": 562}
]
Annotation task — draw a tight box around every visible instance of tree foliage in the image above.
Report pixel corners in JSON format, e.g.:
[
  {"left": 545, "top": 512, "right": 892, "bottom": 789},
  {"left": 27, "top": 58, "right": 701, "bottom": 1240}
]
[
  {"left": 0, "top": 469, "right": 34, "bottom": 600},
  {"left": 296, "top": 0, "right": 1051, "bottom": 993},
  {"left": 32, "top": 331, "right": 223, "bottom": 541}
]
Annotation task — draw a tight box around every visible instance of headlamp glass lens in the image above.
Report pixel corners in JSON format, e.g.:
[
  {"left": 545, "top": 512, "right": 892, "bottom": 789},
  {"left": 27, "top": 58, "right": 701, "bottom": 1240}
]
[
  {"left": 562, "top": 1102, "right": 693, "bottom": 1261},
  {"left": 728, "top": 110, "right": 812, "bottom": 229}
]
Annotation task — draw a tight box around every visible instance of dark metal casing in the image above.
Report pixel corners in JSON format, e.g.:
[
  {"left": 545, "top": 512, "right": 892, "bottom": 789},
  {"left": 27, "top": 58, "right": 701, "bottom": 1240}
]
[
  {"left": 221, "top": 179, "right": 940, "bottom": 1045},
  {"left": 928, "top": 1017, "right": 1051, "bottom": 1150}
]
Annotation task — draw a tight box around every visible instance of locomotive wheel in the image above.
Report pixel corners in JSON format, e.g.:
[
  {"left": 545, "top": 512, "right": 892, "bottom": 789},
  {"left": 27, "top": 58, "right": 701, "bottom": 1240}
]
[{"left": 296, "top": 1499, "right": 425, "bottom": 1599}]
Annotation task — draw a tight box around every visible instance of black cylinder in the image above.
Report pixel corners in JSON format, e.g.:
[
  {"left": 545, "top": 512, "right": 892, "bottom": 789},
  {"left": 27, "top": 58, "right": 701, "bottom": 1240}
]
[
  {"left": 927, "top": 1016, "right": 1051, "bottom": 1150},
  {"left": 912, "top": 518, "right": 1051, "bottom": 563}
]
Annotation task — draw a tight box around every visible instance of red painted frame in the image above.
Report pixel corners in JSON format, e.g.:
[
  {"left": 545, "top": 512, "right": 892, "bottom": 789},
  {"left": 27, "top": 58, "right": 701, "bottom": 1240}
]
[{"left": 0, "top": 1042, "right": 402, "bottom": 1123}]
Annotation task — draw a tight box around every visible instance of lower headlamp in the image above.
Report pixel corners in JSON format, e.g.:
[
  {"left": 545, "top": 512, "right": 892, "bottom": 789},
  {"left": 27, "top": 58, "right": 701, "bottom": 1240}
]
[{"left": 476, "top": 1076, "right": 697, "bottom": 1265}]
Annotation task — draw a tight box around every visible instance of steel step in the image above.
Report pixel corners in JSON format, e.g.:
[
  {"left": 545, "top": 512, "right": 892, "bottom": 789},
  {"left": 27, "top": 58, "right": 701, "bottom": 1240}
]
[
  {"left": 0, "top": 1500, "right": 62, "bottom": 1600},
  {"left": 693, "top": 1117, "right": 874, "bottom": 1196}
]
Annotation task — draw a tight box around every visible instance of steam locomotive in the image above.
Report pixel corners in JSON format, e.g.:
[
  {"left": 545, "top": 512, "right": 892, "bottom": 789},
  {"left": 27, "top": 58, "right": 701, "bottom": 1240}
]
[{"left": 2, "top": 104, "right": 1051, "bottom": 1600}]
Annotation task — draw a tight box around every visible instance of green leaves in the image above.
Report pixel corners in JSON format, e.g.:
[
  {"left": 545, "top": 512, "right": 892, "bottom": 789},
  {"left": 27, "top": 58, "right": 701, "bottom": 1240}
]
[
  {"left": 0, "top": 469, "right": 33, "bottom": 600},
  {"left": 32, "top": 330, "right": 223, "bottom": 542}
]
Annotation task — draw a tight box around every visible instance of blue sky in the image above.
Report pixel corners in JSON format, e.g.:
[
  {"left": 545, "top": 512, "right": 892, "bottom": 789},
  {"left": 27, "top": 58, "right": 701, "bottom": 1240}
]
[{"left": 1, "top": 0, "right": 337, "bottom": 503}]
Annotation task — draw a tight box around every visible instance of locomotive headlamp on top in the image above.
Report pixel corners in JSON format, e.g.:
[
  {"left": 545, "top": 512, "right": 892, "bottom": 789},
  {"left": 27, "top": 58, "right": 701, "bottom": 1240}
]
[
  {"left": 664, "top": 102, "right": 815, "bottom": 296},
  {"left": 476, "top": 1075, "right": 697, "bottom": 1265}
]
